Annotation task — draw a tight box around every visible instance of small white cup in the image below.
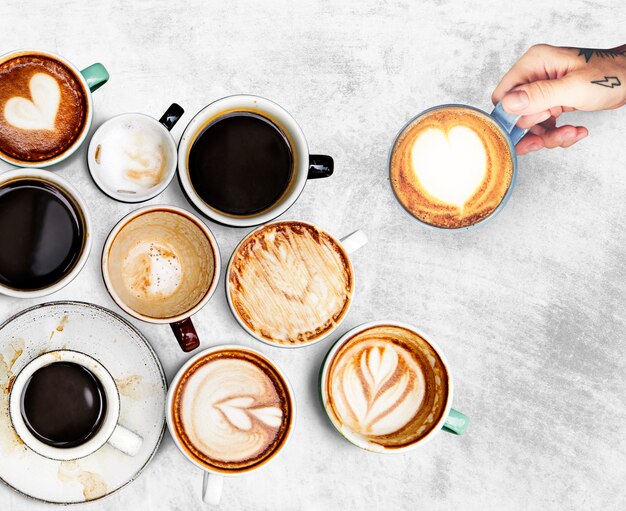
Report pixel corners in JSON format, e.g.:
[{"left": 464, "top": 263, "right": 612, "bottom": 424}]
[
  {"left": 9, "top": 350, "right": 142, "bottom": 460},
  {"left": 0, "top": 168, "right": 92, "bottom": 299}
]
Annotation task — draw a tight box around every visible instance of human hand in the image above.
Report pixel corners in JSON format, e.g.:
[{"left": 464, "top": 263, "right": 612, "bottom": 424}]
[{"left": 492, "top": 44, "right": 626, "bottom": 155}]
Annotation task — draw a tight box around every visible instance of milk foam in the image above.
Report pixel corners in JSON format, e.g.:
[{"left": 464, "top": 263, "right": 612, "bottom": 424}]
[
  {"left": 180, "top": 358, "right": 285, "bottom": 464},
  {"left": 410, "top": 126, "right": 487, "bottom": 208},
  {"left": 92, "top": 117, "right": 171, "bottom": 196},
  {"left": 4, "top": 73, "right": 60, "bottom": 131},
  {"left": 122, "top": 240, "right": 183, "bottom": 299}
]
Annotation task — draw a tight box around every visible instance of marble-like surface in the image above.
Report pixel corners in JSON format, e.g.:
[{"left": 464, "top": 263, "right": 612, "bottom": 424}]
[{"left": 1, "top": 1, "right": 625, "bottom": 509}]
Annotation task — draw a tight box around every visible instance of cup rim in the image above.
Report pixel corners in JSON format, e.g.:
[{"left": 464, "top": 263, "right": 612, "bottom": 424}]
[
  {"left": 225, "top": 219, "right": 356, "bottom": 349},
  {"left": 101, "top": 204, "right": 221, "bottom": 324},
  {"left": 0, "top": 48, "right": 95, "bottom": 168},
  {"left": 87, "top": 112, "right": 178, "bottom": 203},
  {"left": 0, "top": 168, "right": 93, "bottom": 298},
  {"left": 319, "top": 320, "right": 454, "bottom": 453},
  {"left": 165, "top": 344, "right": 297, "bottom": 477},
  {"left": 177, "top": 94, "right": 310, "bottom": 227},
  {"left": 387, "top": 103, "right": 518, "bottom": 232},
  {"left": 8, "top": 349, "right": 121, "bottom": 461}
]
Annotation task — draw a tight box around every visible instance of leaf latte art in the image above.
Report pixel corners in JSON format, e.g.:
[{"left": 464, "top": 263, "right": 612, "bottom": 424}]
[
  {"left": 325, "top": 325, "right": 449, "bottom": 449},
  {"left": 171, "top": 349, "right": 292, "bottom": 472}
]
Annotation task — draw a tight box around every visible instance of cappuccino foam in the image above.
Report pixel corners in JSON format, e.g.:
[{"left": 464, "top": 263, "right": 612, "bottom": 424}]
[
  {"left": 171, "top": 349, "right": 292, "bottom": 472},
  {"left": 228, "top": 221, "right": 353, "bottom": 346},
  {"left": 0, "top": 54, "right": 87, "bottom": 162},
  {"left": 390, "top": 106, "right": 513, "bottom": 228},
  {"left": 324, "top": 325, "right": 449, "bottom": 450}
]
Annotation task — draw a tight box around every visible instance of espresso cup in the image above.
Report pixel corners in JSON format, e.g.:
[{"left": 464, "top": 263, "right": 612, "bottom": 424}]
[
  {"left": 87, "top": 103, "right": 184, "bottom": 202},
  {"left": 166, "top": 345, "right": 296, "bottom": 505},
  {"left": 0, "top": 49, "right": 108, "bottom": 170},
  {"left": 9, "top": 350, "right": 142, "bottom": 460},
  {"left": 320, "top": 321, "right": 468, "bottom": 453},
  {"left": 101, "top": 205, "right": 220, "bottom": 352},
  {"left": 177, "top": 95, "right": 334, "bottom": 227},
  {"left": 389, "top": 101, "right": 528, "bottom": 230},
  {"left": 0, "top": 168, "right": 92, "bottom": 298},
  {"left": 226, "top": 220, "right": 367, "bottom": 348}
]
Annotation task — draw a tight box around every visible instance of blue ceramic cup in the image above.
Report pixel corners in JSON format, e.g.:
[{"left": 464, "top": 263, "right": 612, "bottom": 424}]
[{"left": 389, "top": 101, "right": 527, "bottom": 230}]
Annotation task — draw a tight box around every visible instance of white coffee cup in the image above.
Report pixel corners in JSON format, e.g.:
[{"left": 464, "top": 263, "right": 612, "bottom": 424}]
[
  {"left": 0, "top": 168, "right": 92, "bottom": 299},
  {"left": 177, "top": 95, "right": 334, "bottom": 227},
  {"left": 166, "top": 345, "right": 296, "bottom": 505},
  {"left": 9, "top": 350, "right": 142, "bottom": 460}
]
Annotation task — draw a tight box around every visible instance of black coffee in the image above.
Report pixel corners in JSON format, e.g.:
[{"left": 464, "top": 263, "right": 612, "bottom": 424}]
[
  {"left": 0, "top": 179, "right": 84, "bottom": 290},
  {"left": 21, "top": 362, "right": 107, "bottom": 448},
  {"left": 188, "top": 112, "right": 293, "bottom": 216}
]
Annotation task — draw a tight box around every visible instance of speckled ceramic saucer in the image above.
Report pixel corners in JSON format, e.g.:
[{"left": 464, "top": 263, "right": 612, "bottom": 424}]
[{"left": 0, "top": 301, "right": 167, "bottom": 504}]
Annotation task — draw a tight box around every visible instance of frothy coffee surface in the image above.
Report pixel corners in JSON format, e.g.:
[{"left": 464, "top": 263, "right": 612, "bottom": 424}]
[
  {"left": 90, "top": 116, "right": 174, "bottom": 197},
  {"left": 171, "top": 349, "right": 292, "bottom": 472},
  {"left": 228, "top": 221, "right": 353, "bottom": 346},
  {"left": 390, "top": 106, "right": 513, "bottom": 228},
  {"left": 0, "top": 54, "right": 87, "bottom": 162},
  {"left": 106, "top": 210, "right": 215, "bottom": 319},
  {"left": 325, "top": 325, "right": 449, "bottom": 450}
]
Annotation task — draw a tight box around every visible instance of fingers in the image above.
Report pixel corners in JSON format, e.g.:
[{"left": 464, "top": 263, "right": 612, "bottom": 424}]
[
  {"left": 500, "top": 75, "right": 584, "bottom": 116},
  {"left": 516, "top": 125, "right": 588, "bottom": 155}
]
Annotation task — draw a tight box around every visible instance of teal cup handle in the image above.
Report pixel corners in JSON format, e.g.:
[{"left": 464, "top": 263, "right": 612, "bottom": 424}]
[
  {"left": 80, "top": 63, "right": 109, "bottom": 93},
  {"left": 491, "top": 101, "right": 527, "bottom": 145},
  {"left": 442, "top": 408, "right": 469, "bottom": 435}
]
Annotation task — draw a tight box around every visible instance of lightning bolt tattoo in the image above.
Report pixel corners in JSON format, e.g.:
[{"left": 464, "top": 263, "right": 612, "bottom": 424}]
[{"left": 590, "top": 76, "right": 621, "bottom": 88}]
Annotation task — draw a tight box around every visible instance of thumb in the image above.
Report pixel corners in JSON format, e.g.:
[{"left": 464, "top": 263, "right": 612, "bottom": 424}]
[{"left": 501, "top": 76, "right": 581, "bottom": 115}]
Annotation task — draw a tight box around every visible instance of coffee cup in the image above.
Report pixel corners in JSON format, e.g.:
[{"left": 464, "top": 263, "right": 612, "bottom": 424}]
[
  {"left": 320, "top": 321, "right": 468, "bottom": 452},
  {"left": 9, "top": 350, "right": 142, "bottom": 460},
  {"left": 0, "top": 168, "right": 92, "bottom": 298},
  {"left": 101, "top": 205, "right": 220, "bottom": 352},
  {"left": 0, "top": 49, "right": 108, "bottom": 170},
  {"left": 177, "top": 95, "right": 334, "bottom": 227},
  {"left": 166, "top": 345, "right": 296, "bottom": 505},
  {"left": 226, "top": 220, "right": 367, "bottom": 348},
  {"left": 87, "top": 103, "right": 184, "bottom": 202},
  {"left": 389, "top": 101, "right": 528, "bottom": 230}
]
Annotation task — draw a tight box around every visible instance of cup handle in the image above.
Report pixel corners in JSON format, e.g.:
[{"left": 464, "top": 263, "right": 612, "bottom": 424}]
[
  {"left": 80, "top": 63, "right": 109, "bottom": 93},
  {"left": 107, "top": 424, "right": 143, "bottom": 456},
  {"left": 202, "top": 472, "right": 223, "bottom": 505},
  {"left": 170, "top": 317, "right": 200, "bottom": 352},
  {"left": 340, "top": 230, "right": 367, "bottom": 254},
  {"left": 441, "top": 408, "right": 469, "bottom": 435},
  {"left": 491, "top": 101, "right": 528, "bottom": 145},
  {"left": 159, "top": 103, "right": 185, "bottom": 131},
  {"left": 307, "top": 155, "right": 334, "bottom": 179}
]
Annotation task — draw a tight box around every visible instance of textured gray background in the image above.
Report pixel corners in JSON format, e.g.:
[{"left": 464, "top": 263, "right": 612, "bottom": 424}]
[{"left": 1, "top": 1, "right": 625, "bottom": 509}]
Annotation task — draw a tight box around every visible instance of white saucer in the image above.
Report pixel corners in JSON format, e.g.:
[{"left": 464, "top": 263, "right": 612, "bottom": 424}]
[{"left": 0, "top": 301, "right": 167, "bottom": 504}]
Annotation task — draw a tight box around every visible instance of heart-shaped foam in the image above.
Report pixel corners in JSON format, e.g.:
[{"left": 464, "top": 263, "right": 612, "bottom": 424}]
[
  {"left": 411, "top": 125, "right": 487, "bottom": 208},
  {"left": 4, "top": 73, "right": 60, "bottom": 131}
]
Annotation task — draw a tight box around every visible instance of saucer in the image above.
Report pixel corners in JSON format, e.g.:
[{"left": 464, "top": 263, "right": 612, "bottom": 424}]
[{"left": 0, "top": 301, "right": 167, "bottom": 504}]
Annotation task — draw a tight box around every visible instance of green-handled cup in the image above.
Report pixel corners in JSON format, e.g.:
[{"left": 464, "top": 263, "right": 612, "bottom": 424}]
[
  {"left": 0, "top": 49, "right": 109, "bottom": 170},
  {"left": 320, "top": 320, "right": 468, "bottom": 453}
]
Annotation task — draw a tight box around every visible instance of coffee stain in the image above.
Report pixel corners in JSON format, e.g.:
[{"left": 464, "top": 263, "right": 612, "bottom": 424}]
[
  {"left": 115, "top": 374, "right": 146, "bottom": 400},
  {"left": 94, "top": 144, "right": 101, "bottom": 164},
  {"left": 58, "top": 460, "right": 108, "bottom": 501},
  {"left": 57, "top": 315, "right": 69, "bottom": 331},
  {"left": 0, "top": 340, "right": 27, "bottom": 456}
]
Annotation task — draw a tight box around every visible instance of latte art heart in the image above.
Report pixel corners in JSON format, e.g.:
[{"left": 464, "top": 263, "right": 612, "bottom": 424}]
[
  {"left": 4, "top": 73, "right": 60, "bottom": 131},
  {"left": 410, "top": 126, "right": 487, "bottom": 208}
]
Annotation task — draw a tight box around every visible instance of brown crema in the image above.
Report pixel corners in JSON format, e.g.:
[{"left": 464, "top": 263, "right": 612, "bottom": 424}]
[
  {"left": 171, "top": 349, "right": 292, "bottom": 473},
  {"left": 325, "top": 325, "right": 449, "bottom": 449},
  {"left": 390, "top": 106, "right": 513, "bottom": 228},
  {"left": 228, "top": 221, "right": 353, "bottom": 346},
  {"left": 0, "top": 54, "right": 87, "bottom": 162}
]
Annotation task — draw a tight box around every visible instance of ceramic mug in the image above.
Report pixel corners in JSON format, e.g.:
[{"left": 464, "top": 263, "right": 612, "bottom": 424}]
[
  {"left": 9, "top": 350, "right": 142, "bottom": 460},
  {"left": 177, "top": 94, "right": 334, "bottom": 227},
  {"left": 0, "top": 49, "right": 109, "bottom": 171},
  {"left": 166, "top": 345, "right": 296, "bottom": 505},
  {"left": 0, "top": 168, "right": 92, "bottom": 298},
  {"left": 320, "top": 320, "right": 468, "bottom": 453},
  {"left": 388, "top": 101, "right": 528, "bottom": 230},
  {"left": 87, "top": 103, "right": 184, "bottom": 202}
]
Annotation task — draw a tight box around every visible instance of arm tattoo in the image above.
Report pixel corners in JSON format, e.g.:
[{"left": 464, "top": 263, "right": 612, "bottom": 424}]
[
  {"left": 590, "top": 76, "right": 621, "bottom": 88},
  {"left": 577, "top": 47, "right": 626, "bottom": 63}
]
